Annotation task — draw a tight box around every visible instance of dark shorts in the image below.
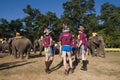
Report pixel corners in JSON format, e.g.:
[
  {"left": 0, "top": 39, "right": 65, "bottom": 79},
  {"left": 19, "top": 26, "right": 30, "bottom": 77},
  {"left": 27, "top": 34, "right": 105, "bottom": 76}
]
[{"left": 71, "top": 47, "right": 77, "bottom": 51}]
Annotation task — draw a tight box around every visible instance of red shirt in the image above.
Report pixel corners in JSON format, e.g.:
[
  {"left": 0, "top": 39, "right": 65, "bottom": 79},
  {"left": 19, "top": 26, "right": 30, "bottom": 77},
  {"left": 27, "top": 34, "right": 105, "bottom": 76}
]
[
  {"left": 59, "top": 32, "right": 72, "bottom": 45},
  {"left": 79, "top": 33, "right": 88, "bottom": 45},
  {"left": 43, "top": 35, "right": 52, "bottom": 48},
  {"left": 71, "top": 37, "right": 77, "bottom": 47}
]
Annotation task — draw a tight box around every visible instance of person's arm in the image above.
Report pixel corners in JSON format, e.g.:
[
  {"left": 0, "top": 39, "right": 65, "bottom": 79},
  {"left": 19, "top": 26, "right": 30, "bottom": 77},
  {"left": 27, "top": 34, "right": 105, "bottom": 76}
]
[
  {"left": 50, "top": 37, "right": 53, "bottom": 47},
  {"left": 58, "top": 34, "right": 62, "bottom": 47},
  {"left": 78, "top": 34, "right": 83, "bottom": 47}
]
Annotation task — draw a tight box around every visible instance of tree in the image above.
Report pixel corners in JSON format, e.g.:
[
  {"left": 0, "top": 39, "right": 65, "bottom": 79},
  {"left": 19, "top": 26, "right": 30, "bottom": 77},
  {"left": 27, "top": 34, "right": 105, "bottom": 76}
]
[
  {"left": 62, "top": 0, "right": 96, "bottom": 35},
  {"left": 9, "top": 19, "right": 23, "bottom": 36},
  {"left": 99, "top": 2, "right": 120, "bottom": 47},
  {"left": 22, "top": 4, "right": 41, "bottom": 42},
  {"left": 0, "top": 18, "right": 10, "bottom": 37}
]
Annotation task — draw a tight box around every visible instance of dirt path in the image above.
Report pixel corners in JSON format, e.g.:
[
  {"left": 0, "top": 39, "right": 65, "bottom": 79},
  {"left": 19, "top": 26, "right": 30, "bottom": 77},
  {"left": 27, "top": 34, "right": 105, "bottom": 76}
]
[{"left": 0, "top": 52, "right": 120, "bottom": 80}]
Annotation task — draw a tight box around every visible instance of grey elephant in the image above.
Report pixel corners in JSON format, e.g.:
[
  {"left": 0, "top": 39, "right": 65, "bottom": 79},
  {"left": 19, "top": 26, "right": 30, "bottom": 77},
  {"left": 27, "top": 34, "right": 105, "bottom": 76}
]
[
  {"left": 0, "top": 40, "right": 10, "bottom": 53},
  {"left": 8, "top": 36, "right": 33, "bottom": 59},
  {"left": 33, "top": 38, "right": 44, "bottom": 56},
  {"left": 1, "top": 42, "right": 9, "bottom": 53},
  {"left": 88, "top": 35, "right": 105, "bottom": 58}
]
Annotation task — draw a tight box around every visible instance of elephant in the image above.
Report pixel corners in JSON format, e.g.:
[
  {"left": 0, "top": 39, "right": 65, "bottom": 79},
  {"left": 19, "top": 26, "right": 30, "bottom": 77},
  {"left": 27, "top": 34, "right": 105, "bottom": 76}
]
[
  {"left": 87, "top": 35, "right": 105, "bottom": 58},
  {"left": 8, "top": 36, "right": 33, "bottom": 59},
  {"left": 33, "top": 39, "right": 44, "bottom": 56},
  {"left": 1, "top": 42, "right": 9, "bottom": 53},
  {"left": 0, "top": 40, "right": 10, "bottom": 53}
]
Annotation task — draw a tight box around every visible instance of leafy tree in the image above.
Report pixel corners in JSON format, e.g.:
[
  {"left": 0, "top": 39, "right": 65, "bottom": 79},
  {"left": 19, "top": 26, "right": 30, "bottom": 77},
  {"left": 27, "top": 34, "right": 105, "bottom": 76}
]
[
  {"left": 9, "top": 19, "right": 23, "bottom": 36},
  {"left": 62, "top": 0, "right": 96, "bottom": 35},
  {"left": 0, "top": 18, "right": 10, "bottom": 38},
  {"left": 0, "top": 1, "right": 120, "bottom": 48},
  {"left": 22, "top": 5, "right": 59, "bottom": 42},
  {"left": 22, "top": 4, "right": 41, "bottom": 42},
  {"left": 100, "top": 3, "right": 120, "bottom": 33},
  {"left": 100, "top": 2, "right": 120, "bottom": 47}
]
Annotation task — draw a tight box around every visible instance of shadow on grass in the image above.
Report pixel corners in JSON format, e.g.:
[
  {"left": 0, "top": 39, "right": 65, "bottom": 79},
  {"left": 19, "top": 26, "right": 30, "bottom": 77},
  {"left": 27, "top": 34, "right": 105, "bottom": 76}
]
[
  {"left": 50, "top": 60, "right": 63, "bottom": 72},
  {"left": 50, "top": 57, "right": 81, "bottom": 73},
  {"left": 73, "top": 58, "right": 81, "bottom": 70},
  {"left": 0, "top": 60, "right": 36, "bottom": 71},
  {"left": 29, "top": 53, "right": 45, "bottom": 59}
]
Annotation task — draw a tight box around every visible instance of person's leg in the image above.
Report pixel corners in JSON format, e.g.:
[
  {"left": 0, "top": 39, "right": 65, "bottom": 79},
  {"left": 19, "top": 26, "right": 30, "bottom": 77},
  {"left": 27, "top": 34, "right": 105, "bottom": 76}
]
[
  {"left": 67, "top": 52, "right": 74, "bottom": 73},
  {"left": 62, "top": 51, "right": 69, "bottom": 75},
  {"left": 48, "top": 55, "right": 54, "bottom": 70},
  {"left": 73, "top": 47, "right": 78, "bottom": 63},
  {"left": 62, "top": 51, "right": 67, "bottom": 70},
  {"left": 45, "top": 47, "right": 54, "bottom": 73},
  {"left": 66, "top": 45, "right": 73, "bottom": 73},
  {"left": 81, "top": 45, "right": 88, "bottom": 71},
  {"left": 44, "top": 48, "right": 50, "bottom": 73},
  {"left": 67, "top": 52, "right": 72, "bottom": 68}
]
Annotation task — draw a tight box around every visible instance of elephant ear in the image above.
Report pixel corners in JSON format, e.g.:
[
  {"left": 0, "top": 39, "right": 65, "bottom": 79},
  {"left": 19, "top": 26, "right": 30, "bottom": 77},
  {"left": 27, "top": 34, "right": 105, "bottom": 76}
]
[{"left": 98, "top": 36, "right": 104, "bottom": 42}]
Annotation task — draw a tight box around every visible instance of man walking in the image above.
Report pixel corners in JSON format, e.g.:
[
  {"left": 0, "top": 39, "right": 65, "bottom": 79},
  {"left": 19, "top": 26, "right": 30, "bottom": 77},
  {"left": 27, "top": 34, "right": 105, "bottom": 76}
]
[
  {"left": 78, "top": 25, "right": 88, "bottom": 71},
  {"left": 59, "top": 24, "right": 74, "bottom": 75},
  {"left": 43, "top": 28, "right": 54, "bottom": 73}
]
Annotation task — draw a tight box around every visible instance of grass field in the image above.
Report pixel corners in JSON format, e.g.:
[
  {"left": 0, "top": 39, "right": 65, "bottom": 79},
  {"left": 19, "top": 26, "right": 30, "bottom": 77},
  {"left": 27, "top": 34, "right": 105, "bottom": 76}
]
[{"left": 0, "top": 52, "right": 120, "bottom": 80}]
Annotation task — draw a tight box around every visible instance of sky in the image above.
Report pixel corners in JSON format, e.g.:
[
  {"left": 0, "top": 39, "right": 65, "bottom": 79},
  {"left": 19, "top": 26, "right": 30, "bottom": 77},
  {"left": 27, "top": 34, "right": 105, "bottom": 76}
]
[{"left": 0, "top": 0, "right": 120, "bottom": 21}]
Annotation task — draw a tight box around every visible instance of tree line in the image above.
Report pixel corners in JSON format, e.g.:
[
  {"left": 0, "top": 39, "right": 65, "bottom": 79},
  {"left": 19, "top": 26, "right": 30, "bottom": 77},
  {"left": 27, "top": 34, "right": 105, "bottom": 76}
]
[{"left": 0, "top": 0, "right": 120, "bottom": 48}]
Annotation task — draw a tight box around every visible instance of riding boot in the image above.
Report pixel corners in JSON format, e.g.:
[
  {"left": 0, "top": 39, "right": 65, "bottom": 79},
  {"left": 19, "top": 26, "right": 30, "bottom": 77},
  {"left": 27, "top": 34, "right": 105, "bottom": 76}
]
[
  {"left": 47, "top": 60, "right": 53, "bottom": 73},
  {"left": 81, "top": 60, "right": 88, "bottom": 71},
  {"left": 45, "top": 61, "right": 50, "bottom": 73},
  {"left": 48, "top": 60, "right": 53, "bottom": 69}
]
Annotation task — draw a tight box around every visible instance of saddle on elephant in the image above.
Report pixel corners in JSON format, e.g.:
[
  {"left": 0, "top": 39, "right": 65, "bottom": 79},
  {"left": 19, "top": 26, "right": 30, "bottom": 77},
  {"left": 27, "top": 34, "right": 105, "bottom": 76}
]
[
  {"left": 15, "top": 36, "right": 23, "bottom": 39},
  {"left": 15, "top": 32, "right": 23, "bottom": 39}
]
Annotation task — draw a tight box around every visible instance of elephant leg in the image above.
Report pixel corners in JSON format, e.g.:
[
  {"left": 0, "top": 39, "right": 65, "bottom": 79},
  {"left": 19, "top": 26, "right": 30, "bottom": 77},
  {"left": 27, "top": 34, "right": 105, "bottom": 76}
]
[
  {"left": 12, "top": 46, "right": 17, "bottom": 58},
  {"left": 2, "top": 46, "right": 5, "bottom": 53},
  {"left": 102, "top": 47, "right": 105, "bottom": 58},
  {"left": 14, "top": 51, "right": 17, "bottom": 58},
  {"left": 9, "top": 48, "right": 12, "bottom": 55},
  {"left": 96, "top": 48, "right": 99, "bottom": 57},
  {"left": 100, "top": 47, "right": 105, "bottom": 58},
  {"left": 101, "top": 44, "right": 105, "bottom": 58},
  {"left": 26, "top": 48, "right": 31, "bottom": 59},
  {"left": 102, "top": 51, "right": 105, "bottom": 58},
  {"left": 88, "top": 48, "right": 92, "bottom": 57},
  {"left": 26, "top": 52, "right": 30, "bottom": 59},
  {"left": 97, "top": 47, "right": 104, "bottom": 57},
  {"left": 91, "top": 47, "right": 95, "bottom": 57},
  {"left": 39, "top": 46, "right": 43, "bottom": 56},
  {"left": 21, "top": 53, "right": 24, "bottom": 59},
  {"left": 20, "top": 51, "right": 24, "bottom": 59},
  {"left": 34, "top": 46, "right": 37, "bottom": 54}
]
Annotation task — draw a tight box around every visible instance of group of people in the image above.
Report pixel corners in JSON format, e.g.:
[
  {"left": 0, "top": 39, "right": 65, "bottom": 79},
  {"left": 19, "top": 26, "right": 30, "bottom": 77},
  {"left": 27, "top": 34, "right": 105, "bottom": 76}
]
[
  {"left": 0, "top": 23, "right": 89, "bottom": 75},
  {"left": 42, "top": 23, "right": 89, "bottom": 75}
]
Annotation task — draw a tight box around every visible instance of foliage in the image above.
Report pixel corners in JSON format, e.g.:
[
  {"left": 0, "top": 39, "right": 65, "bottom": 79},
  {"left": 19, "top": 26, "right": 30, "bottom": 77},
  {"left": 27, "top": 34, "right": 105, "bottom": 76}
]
[
  {"left": 99, "top": 2, "right": 120, "bottom": 47},
  {"left": 0, "top": 0, "right": 120, "bottom": 47}
]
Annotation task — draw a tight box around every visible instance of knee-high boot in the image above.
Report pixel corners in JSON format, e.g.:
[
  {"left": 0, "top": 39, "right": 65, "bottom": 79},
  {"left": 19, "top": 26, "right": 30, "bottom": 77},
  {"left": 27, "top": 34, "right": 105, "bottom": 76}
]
[
  {"left": 81, "top": 60, "right": 88, "bottom": 71},
  {"left": 48, "top": 60, "right": 53, "bottom": 69},
  {"left": 45, "top": 60, "right": 53, "bottom": 73},
  {"left": 45, "top": 61, "right": 50, "bottom": 73}
]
